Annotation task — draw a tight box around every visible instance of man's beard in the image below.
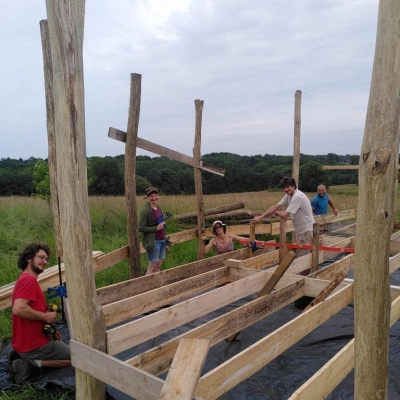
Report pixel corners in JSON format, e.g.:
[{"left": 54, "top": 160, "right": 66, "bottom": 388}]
[{"left": 31, "top": 264, "right": 44, "bottom": 275}]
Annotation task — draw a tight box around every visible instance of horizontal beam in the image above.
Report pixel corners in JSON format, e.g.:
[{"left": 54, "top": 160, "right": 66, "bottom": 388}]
[
  {"left": 108, "top": 127, "right": 225, "bottom": 176},
  {"left": 323, "top": 165, "right": 400, "bottom": 170}
]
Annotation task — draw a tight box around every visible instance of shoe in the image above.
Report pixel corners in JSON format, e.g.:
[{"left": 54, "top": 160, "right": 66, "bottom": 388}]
[
  {"left": 11, "top": 359, "right": 35, "bottom": 384},
  {"left": 7, "top": 349, "right": 21, "bottom": 372}
]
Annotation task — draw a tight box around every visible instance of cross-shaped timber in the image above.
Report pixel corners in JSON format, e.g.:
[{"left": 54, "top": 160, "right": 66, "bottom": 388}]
[{"left": 108, "top": 127, "right": 225, "bottom": 177}]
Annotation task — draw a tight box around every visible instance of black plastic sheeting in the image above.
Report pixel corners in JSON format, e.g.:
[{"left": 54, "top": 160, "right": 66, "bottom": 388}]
[{"left": 2, "top": 269, "right": 400, "bottom": 399}]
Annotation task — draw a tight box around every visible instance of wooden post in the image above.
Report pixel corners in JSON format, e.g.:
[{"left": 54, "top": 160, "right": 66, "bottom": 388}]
[
  {"left": 39, "top": 20, "right": 63, "bottom": 259},
  {"left": 125, "top": 74, "right": 142, "bottom": 278},
  {"left": 279, "top": 218, "right": 287, "bottom": 262},
  {"left": 248, "top": 221, "right": 255, "bottom": 258},
  {"left": 311, "top": 223, "right": 320, "bottom": 272},
  {"left": 193, "top": 100, "right": 205, "bottom": 260},
  {"left": 45, "top": 1, "right": 107, "bottom": 399},
  {"left": 292, "top": 90, "right": 302, "bottom": 185},
  {"left": 354, "top": 1, "right": 400, "bottom": 398}
]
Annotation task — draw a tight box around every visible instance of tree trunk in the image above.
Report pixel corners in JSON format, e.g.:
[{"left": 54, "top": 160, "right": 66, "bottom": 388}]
[
  {"left": 45, "top": 1, "right": 106, "bottom": 399},
  {"left": 354, "top": 1, "right": 400, "bottom": 398},
  {"left": 125, "top": 74, "right": 141, "bottom": 278}
]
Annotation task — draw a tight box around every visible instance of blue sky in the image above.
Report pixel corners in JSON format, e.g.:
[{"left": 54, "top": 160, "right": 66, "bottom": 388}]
[{"left": 0, "top": 0, "right": 378, "bottom": 160}]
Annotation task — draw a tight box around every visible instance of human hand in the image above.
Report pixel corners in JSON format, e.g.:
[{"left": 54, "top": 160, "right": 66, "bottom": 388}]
[
  {"left": 334, "top": 209, "right": 338, "bottom": 216},
  {"left": 55, "top": 330, "right": 62, "bottom": 341},
  {"left": 251, "top": 215, "right": 263, "bottom": 223},
  {"left": 157, "top": 221, "right": 165, "bottom": 230},
  {"left": 45, "top": 311, "right": 57, "bottom": 324}
]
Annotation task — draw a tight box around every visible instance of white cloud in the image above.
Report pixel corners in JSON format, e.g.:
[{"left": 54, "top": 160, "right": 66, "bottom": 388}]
[{"left": 0, "top": 0, "right": 379, "bottom": 159}]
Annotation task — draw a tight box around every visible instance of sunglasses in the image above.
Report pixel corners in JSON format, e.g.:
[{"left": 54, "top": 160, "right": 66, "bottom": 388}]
[{"left": 214, "top": 224, "right": 223, "bottom": 229}]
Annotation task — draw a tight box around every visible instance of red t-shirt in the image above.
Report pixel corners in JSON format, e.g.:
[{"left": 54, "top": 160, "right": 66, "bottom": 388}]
[{"left": 11, "top": 273, "right": 50, "bottom": 353}]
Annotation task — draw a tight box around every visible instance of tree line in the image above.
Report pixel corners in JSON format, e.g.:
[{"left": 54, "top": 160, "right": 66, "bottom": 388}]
[{"left": 0, "top": 152, "right": 359, "bottom": 197}]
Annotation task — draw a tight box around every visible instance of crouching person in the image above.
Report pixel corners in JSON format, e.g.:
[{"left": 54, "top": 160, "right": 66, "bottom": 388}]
[{"left": 10, "top": 242, "right": 71, "bottom": 384}]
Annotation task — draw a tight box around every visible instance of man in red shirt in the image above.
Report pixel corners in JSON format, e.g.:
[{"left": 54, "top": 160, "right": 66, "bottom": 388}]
[{"left": 10, "top": 243, "right": 71, "bottom": 383}]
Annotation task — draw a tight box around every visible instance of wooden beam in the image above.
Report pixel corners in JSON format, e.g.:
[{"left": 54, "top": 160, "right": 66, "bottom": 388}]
[
  {"left": 125, "top": 73, "right": 142, "bottom": 278},
  {"left": 126, "top": 278, "right": 304, "bottom": 375},
  {"left": 287, "top": 292, "right": 400, "bottom": 400},
  {"left": 108, "top": 127, "right": 225, "bottom": 177},
  {"left": 195, "top": 284, "right": 353, "bottom": 400},
  {"left": 292, "top": 89, "right": 302, "bottom": 184},
  {"left": 173, "top": 202, "right": 244, "bottom": 221},
  {"left": 302, "top": 270, "right": 347, "bottom": 312},
  {"left": 97, "top": 247, "right": 250, "bottom": 306},
  {"left": 102, "top": 267, "right": 231, "bottom": 326},
  {"left": 107, "top": 269, "right": 272, "bottom": 355},
  {"left": 258, "top": 251, "right": 296, "bottom": 297},
  {"left": 159, "top": 338, "right": 210, "bottom": 400},
  {"left": 227, "top": 250, "right": 296, "bottom": 341},
  {"left": 70, "top": 339, "right": 164, "bottom": 400},
  {"left": 323, "top": 165, "right": 400, "bottom": 170},
  {"left": 223, "top": 250, "right": 279, "bottom": 270}
]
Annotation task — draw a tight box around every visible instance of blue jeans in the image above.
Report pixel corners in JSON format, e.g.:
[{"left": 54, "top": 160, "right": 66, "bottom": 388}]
[{"left": 147, "top": 239, "right": 167, "bottom": 262}]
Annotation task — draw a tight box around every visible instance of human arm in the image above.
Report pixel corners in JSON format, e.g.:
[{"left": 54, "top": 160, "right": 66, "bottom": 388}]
[
  {"left": 251, "top": 203, "right": 281, "bottom": 223},
  {"left": 12, "top": 298, "right": 57, "bottom": 324},
  {"left": 228, "top": 234, "right": 251, "bottom": 243},
  {"left": 328, "top": 199, "right": 338, "bottom": 215},
  {"left": 202, "top": 237, "right": 216, "bottom": 255},
  {"left": 274, "top": 210, "right": 290, "bottom": 219}
]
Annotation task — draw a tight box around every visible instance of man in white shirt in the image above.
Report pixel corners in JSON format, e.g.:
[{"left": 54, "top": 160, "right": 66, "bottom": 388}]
[{"left": 252, "top": 177, "right": 315, "bottom": 257}]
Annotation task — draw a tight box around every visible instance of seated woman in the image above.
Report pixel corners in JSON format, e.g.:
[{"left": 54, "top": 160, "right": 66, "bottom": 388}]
[{"left": 202, "top": 220, "right": 249, "bottom": 255}]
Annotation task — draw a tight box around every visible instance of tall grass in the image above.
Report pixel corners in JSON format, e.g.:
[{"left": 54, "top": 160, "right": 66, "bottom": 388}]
[{"left": 0, "top": 187, "right": 363, "bottom": 399}]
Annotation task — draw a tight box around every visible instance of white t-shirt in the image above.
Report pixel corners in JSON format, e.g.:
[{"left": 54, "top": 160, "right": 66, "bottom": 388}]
[{"left": 278, "top": 189, "right": 314, "bottom": 234}]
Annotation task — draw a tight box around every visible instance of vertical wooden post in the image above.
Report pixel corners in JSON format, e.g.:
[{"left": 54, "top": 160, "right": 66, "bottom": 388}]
[
  {"left": 45, "top": 1, "right": 106, "bottom": 399},
  {"left": 279, "top": 218, "right": 287, "bottom": 262},
  {"left": 292, "top": 90, "right": 302, "bottom": 186},
  {"left": 354, "top": 1, "right": 400, "bottom": 398},
  {"left": 125, "top": 73, "right": 142, "bottom": 278},
  {"left": 193, "top": 100, "right": 205, "bottom": 260},
  {"left": 248, "top": 221, "right": 255, "bottom": 258},
  {"left": 39, "top": 20, "right": 63, "bottom": 260},
  {"left": 311, "top": 223, "right": 320, "bottom": 272}
]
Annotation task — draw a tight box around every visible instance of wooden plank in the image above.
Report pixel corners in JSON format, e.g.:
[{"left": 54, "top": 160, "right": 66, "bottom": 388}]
[
  {"left": 389, "top": 251, "right": 400, "bottom": 273},
  {"left": 310, "top": 255, "right": 354, "bottom": 281},
  {"left": 227, "top": 250, "right": 296, "bottom": 341},
  {"left": 174, "top": 203, "right": 244, "bottom": 221},
  {"left": 70, "top": 339, "right": 164, "bottom": 400},
  {"left": 195, "top": 285, "right": 353, "bottom": 400},
  {"left": 258, "top": 251, "right": 296, "bottom": 297},
  {"left": 97, "top": 248, "right": 250, "bottom": 306},
  {"left": 102, "top": 267, "right": 231, "bottom": 326},
  {"left": 159, "top": 338, "right": 210, "bottom": 400},
  {"left": 126, "top": 278, "right": 304, "bottom": 375},
  {"left": 287, "top": 293, "right": 400, "bottom": 400},
  {"left": 107, "top": 270, "right": 274, "bottom": 355},
  {"left": 223, "top": 250, "right": 279, "bottom": 270},
  {"left": 108, "top": 127, "right": 225, "bottom": 176},
  {"left": 92, "top": 246, "right": 129, "bottom": 273},
  {"left": 302, "top": 270, "right": 347, "bottom": 312},
  {"left": 390, "top": 240, "right": 400, "bottom": 253},
  {"left": 269, "top": 253, "right": 312, "bottom": 275},
  {"left": 311, "top": 223, "right": 320, "bottom": 271},
  {"left": 322, "top": 165, "right": 360, "bottom": 170}
]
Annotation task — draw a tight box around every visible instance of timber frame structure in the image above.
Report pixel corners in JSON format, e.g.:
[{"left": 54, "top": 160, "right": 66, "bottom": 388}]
[
  {"left": 64, "top": 218, "right": 400, "bottom": 399},
  {"left": 23, "top": 1, "right": 399, "bottom": 398}
]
